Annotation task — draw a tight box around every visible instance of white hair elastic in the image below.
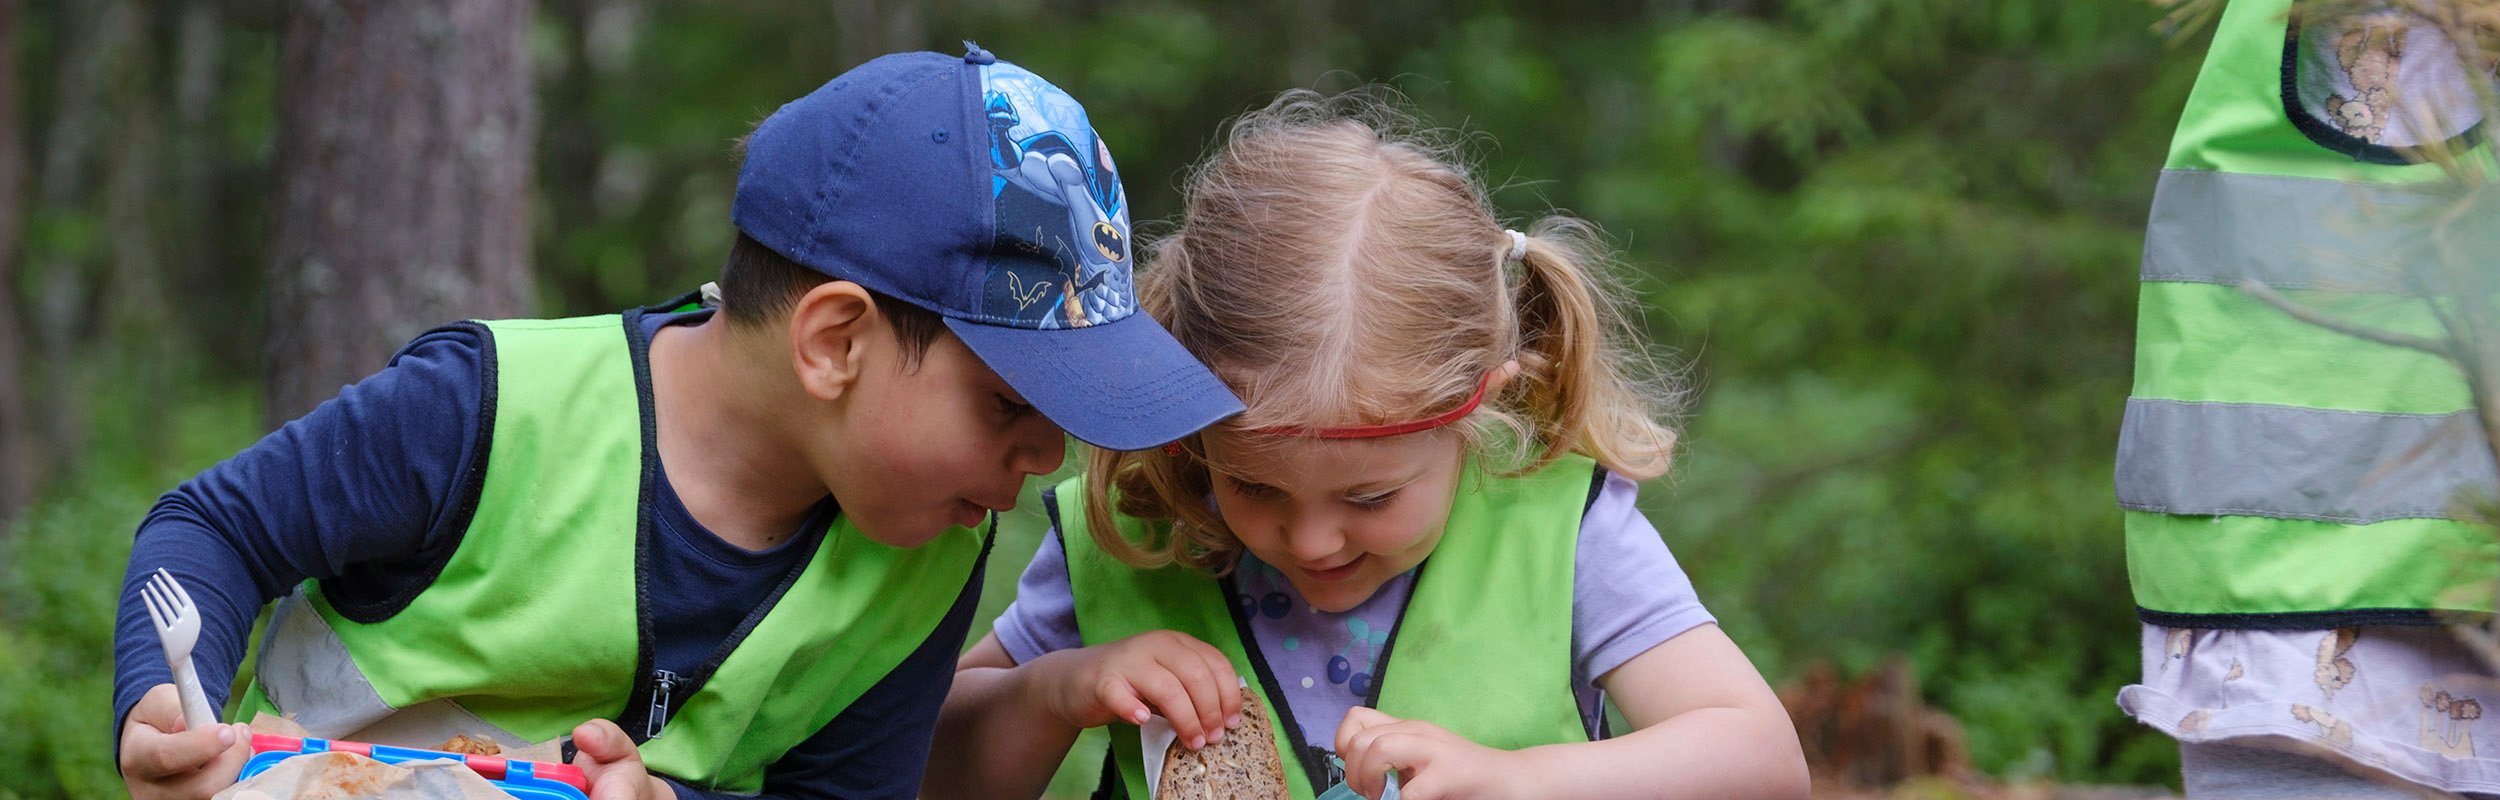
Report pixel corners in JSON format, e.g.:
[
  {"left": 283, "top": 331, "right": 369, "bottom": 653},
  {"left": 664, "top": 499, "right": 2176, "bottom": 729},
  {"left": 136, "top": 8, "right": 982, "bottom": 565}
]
[{"left": 1505, "top": 229, "right": 1529, "bottom": 263}]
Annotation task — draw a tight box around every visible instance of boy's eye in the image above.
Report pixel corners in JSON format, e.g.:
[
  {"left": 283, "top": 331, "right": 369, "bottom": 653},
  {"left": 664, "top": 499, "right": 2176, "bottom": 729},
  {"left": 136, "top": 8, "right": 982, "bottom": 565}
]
[{"left": 994, "top": 393, "right": 1032, "bottom": 417}]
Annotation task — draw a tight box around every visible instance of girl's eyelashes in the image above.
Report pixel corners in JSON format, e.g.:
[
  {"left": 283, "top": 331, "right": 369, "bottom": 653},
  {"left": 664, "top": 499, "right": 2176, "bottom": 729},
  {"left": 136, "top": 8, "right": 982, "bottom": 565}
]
[
  {"left": 1347, "top": 490, "right": 1398, "bottom": 510},
  {"left": 1226, "top": 476, "right": 1285, "bottom": 500},
  {"left": 1223, "top": 475, "right": 1397, "bottom": 509}
]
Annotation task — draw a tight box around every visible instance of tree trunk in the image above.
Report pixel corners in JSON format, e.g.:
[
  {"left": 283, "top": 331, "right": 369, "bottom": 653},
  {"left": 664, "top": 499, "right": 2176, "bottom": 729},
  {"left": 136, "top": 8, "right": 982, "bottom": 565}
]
[
  {"left": 538, "top": 0, "right": 612, "bottom": 315},
  {"left": 16, "top": 0, "right": 129, "bottom": 513},
  {"left": 164, "top": 0, "right": 228, "bottom": 376},
  {"left": 104, "top": 5, "right": 170, "bottom": 465},
  {"left": 0, "top": 0, "right": 31, "bottom": 523},
  {"left": 266, "top": 0, "right": 537, "bottom": 429}
]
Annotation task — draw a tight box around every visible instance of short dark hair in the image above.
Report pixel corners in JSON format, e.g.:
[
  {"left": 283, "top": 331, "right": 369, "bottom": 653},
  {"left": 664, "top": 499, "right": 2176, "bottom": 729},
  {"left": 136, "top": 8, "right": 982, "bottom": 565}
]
[{"left": 719, "top": 232, "right": 945, "bottom": 368}]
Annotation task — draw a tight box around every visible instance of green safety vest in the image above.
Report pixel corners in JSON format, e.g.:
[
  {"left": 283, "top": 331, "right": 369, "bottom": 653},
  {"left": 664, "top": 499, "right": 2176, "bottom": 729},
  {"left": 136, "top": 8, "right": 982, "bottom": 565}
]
[
  {"left": 2121, "top": 0, "right": 2500, "bottom": 626},
  {"left": 1052, "top": 454, "right": 1604, "bottom": 799},
  {"left": 232, "top": 298, "right": 991, "bottom": 792}
]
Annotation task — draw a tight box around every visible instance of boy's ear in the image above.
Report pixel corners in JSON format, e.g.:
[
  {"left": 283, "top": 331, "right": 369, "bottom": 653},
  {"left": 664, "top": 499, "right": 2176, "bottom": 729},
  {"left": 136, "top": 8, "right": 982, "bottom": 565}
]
[{"left": 788, "top": 281, "right": 877, "bottom": 401}]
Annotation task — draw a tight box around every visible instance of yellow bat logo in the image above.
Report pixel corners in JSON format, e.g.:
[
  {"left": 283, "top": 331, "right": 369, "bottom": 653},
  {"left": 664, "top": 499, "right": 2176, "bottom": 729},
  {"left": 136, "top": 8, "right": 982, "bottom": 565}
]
[{"left": 1092, "top": 221, "right": 1126, "bottom": 263}]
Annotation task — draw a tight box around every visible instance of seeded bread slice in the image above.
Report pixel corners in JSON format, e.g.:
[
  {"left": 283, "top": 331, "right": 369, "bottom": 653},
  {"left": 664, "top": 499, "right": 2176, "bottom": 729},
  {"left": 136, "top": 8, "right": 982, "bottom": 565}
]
[{"left": 1156, "top": 687, "right": 1289, "bottom": 800}]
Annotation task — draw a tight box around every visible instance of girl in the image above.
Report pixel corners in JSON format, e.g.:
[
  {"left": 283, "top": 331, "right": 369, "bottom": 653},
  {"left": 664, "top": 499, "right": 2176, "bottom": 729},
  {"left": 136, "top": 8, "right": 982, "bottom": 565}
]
[{"left": 928, "top": 91, "right": 1807, "bottom": 800}]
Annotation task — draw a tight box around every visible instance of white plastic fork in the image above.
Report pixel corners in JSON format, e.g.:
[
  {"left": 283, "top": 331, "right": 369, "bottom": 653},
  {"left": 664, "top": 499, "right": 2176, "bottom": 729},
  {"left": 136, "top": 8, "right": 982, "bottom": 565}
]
[{"left": 140, "top": 567, "right": 220, "bottom": 729}]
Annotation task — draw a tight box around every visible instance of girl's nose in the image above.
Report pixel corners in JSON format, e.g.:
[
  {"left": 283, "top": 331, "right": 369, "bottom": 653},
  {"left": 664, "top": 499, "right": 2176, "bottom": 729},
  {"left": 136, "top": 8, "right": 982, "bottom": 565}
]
[{"left": 1282, "top": 507, "right": 1344, "bottom": 561}]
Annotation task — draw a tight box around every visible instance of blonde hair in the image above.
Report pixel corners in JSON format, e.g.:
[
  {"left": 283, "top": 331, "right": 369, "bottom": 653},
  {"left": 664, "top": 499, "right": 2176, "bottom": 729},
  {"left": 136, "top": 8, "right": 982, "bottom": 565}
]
[{"left": 1086, "top": 89, "right": 1684, "bottom": 571}]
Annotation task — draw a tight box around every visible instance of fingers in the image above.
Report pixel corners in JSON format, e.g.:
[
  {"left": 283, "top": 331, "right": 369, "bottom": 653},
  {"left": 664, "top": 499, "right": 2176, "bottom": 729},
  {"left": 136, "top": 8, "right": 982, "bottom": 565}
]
[
  {"left": 134, "top": 724, "right": 240, "bottom": 780},
  {"left": 124, "top": 684, "right": 183, "bottom": 736},
  {"left": 1333, "top": 706, "right": 1396, "bottom": 754},
  {"left": 590, "top": 770, "right": 650, "bottom": 800},
  {"left": 1189, "top": 637, "right": 1244, "bottom": 730},
  {"left": 590, "top": 771, "right": 647, "bottom": 800},
  {"left": 1343, "top": 731, "right": 1422, "bottom": 800},
  {"left": 571, "top": 720, "right": 653, "bottom": 800},
  {"left": 121, "top": 686, "right": 239, "bottom": 781},
  {"left": 570, "top": 718, "right": 640, "bottom": 766},
  {"left": 1125, "top": 667, "right": 1209, "bottom": 747},
  {"left": 136, "top": 726, "right": 252, "bottom": 800},
  {"left": 1153, "top": 646, "right": 1230, "bottom": 746},
  {"left": 120, "top": 688, "right": 248, "bottom": 800},
  {"left": 1091, "top": 676, "right": 1153, "bottom": 727},
  {"left": 1096, "top": 631, "right": 1246, "bottom": 749},
  {"left": 182, "top": 726, "right": 255, "bottom": 796},
  {"left": 1335, "top": 712, "right": 1442, "bottom": 800}
]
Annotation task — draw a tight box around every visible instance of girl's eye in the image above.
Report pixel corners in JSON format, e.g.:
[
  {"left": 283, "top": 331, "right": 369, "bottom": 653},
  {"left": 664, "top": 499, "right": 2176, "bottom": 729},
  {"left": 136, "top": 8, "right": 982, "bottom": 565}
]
[
  {"left": 1348, "top": 491, "right": 1398, "bottom": 510},
  {"left": 1228, "top": 478, "right": 1284, "bottom": 500}
]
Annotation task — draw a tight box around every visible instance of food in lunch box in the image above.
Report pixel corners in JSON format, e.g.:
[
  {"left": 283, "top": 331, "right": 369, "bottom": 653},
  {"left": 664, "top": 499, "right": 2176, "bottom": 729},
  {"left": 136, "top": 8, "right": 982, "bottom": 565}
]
[
  {"left": 437, "top": 734, "right": 501, "bottom": 756},
  {"left": 1156, "top": 687, "right": 1287, "bottom": 800}
]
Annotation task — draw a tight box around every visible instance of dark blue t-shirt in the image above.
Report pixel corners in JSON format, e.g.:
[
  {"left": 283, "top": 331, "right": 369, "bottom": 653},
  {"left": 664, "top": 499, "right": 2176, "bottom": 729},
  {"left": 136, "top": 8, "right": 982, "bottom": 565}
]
[{"left": 112, "top": 308, "right": 981, "bottom": 800}]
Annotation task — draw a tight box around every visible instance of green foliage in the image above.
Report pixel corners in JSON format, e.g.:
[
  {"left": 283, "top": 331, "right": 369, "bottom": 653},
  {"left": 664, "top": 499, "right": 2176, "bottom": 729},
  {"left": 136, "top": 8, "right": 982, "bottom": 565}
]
[
  {"left": 1654, "top": 17, "right": 1883, "bottom": 158},
  {"left": 0, "top": 493, "right": 132, "bottom": 799},
  {"left": 0, "top": 366, "right": 260, "bottom": 800},
  {"left": 1624, "top": 0, "right": 2195, "bottom": 782}
]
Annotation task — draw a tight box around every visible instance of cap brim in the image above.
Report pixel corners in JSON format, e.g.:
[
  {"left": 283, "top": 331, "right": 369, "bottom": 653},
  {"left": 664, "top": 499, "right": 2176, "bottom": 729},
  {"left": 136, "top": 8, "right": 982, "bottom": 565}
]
[{"left": 945, "top": 313, "right": 1245, "bottom": 451}]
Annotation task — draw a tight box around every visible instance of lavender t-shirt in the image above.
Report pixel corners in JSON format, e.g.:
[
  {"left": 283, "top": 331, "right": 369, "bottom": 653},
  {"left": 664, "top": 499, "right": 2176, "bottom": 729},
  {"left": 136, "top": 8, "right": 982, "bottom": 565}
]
[{"left": 992, "top": 471, "right": 1714, "bottom": 749}]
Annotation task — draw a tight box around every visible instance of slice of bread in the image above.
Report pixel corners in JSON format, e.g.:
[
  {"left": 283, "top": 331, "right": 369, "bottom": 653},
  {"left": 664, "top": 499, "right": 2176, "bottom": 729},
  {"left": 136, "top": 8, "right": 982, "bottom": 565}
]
[{"left": 1156, "top": 687, "right": 1289, "bottom": 800}]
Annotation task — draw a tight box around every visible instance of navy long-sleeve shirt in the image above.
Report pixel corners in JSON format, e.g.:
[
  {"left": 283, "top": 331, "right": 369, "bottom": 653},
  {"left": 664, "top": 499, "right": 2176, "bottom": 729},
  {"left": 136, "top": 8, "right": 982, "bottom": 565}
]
[{"left": 113, "top": 308, "right": 981, "bottom": 799}]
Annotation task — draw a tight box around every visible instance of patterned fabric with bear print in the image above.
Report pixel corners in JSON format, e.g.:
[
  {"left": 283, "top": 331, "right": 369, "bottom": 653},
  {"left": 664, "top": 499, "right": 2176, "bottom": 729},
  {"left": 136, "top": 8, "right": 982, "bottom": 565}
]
[
  {"left": 2121, "top": 625, "right": 2500, "bottom": 790},
  {"left": 2291, "top": 7, "right": 2493, "bottom": 148}
]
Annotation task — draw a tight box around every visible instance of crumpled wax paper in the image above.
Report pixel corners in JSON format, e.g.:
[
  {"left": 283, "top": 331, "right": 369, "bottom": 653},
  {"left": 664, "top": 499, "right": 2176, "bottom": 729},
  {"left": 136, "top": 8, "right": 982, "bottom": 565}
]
[
  {"left": 211, "top": 750, "right": 512, "bottom": 800},
  {"left": 212, "top": 713, "right": 536, "bottom": 800}
]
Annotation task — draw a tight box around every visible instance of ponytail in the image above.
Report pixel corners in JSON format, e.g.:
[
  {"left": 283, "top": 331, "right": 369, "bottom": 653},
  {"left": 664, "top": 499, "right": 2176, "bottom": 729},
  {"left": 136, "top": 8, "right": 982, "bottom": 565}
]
[{"left": 1502, "top": 218, "right": 1681, "bottom": 480}]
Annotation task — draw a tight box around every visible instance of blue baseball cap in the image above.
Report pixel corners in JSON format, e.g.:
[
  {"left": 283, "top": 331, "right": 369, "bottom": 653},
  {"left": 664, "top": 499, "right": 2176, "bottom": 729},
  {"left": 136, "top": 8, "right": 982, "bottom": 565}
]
[{"left": 732, "top": 45, "right": 1243, "bottom": 451}]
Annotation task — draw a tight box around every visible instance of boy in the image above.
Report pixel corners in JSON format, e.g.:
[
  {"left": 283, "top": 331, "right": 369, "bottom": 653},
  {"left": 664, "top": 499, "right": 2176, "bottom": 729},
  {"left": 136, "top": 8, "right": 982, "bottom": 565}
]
[{"left": 113, "top": 45, "right": 1240, "bottom": 800}]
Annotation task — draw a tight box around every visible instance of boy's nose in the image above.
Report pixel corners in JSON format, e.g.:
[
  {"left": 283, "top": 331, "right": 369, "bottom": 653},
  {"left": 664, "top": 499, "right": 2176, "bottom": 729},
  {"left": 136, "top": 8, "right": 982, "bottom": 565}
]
[{"left": 1010, "top": 423, "right": 1065, "bottom": 477}]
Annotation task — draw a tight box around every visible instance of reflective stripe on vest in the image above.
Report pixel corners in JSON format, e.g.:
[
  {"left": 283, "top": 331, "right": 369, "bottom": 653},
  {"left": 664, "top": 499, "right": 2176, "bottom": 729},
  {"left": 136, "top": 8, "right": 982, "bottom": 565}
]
[
  {"left": 2120, "top": 0, "right": 2499, "bottom": 625},
  {"left": 1054, "top": 455, "right": 1598, "bottom": 800},
  {"left": 233, "top": 306, "right": 992, "bottom": 791}
]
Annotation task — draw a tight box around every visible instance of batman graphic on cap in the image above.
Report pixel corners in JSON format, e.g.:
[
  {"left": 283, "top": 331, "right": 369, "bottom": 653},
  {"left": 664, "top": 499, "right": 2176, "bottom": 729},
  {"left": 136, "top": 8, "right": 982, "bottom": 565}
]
[{"left": 979, "top": 63, "right": 1135, "bottom": 330}]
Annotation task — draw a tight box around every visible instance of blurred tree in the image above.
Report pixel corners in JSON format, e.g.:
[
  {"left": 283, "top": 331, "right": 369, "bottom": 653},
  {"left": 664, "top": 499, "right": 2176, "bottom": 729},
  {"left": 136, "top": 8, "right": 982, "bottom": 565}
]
[
  {"left": 832, "top": 0, "right": 931, "bottom": 69},
  {"left": 15, "top": 0, "right": 130, "bottom": 524},
  {"left": 0, "top": 0, "right": 28, "bottom": 523},
  {"left": 100, "top": 0, "right": 168, "bottom": 465},
  {"left": 264, "top": 0, "right": 537, "bottom": 427}
]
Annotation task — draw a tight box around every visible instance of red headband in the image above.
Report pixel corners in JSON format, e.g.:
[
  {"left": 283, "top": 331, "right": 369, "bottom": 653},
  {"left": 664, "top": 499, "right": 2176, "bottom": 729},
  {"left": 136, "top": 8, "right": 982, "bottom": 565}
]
[{"left": 1247, "top": 372, "right": 1495, "bottom": 440}]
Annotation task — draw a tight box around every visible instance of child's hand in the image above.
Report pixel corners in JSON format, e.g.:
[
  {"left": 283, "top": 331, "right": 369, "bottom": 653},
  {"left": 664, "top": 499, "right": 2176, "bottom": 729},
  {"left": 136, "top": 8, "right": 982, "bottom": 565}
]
[
  {"left": 571, "top": 719, "right": 674, "bottom": 800},
  {"left": 1335, "top": 707, "right": 1525, "bottom": 800},
  {"left": 1027, "top": 630, "right": 1242, "bottom": 750},
  {"left": 118, "top": 683, "right": 252, "bottom": 800}
]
